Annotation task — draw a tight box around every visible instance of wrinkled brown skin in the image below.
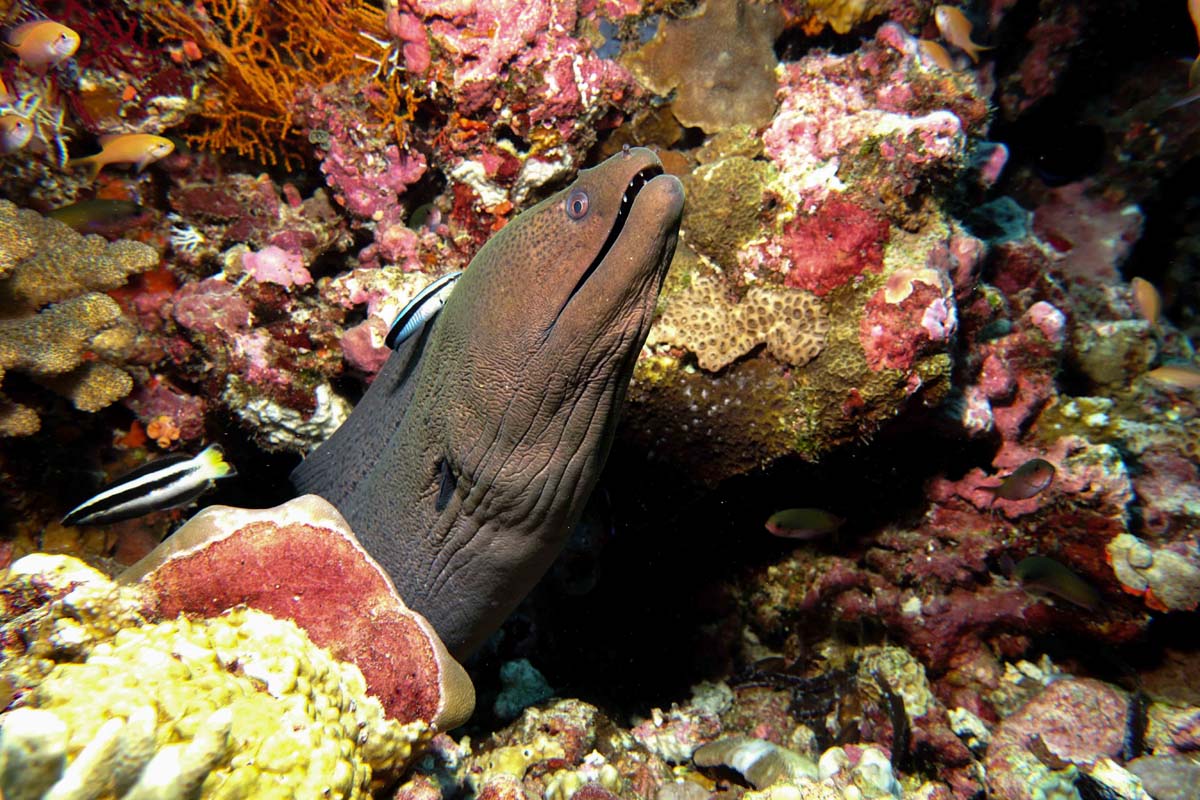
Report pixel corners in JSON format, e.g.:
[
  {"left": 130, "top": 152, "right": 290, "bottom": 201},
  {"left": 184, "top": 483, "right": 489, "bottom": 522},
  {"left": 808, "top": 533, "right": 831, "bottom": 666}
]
[{"left": 293, "top": 148, "right": 684, "bottom": 658}]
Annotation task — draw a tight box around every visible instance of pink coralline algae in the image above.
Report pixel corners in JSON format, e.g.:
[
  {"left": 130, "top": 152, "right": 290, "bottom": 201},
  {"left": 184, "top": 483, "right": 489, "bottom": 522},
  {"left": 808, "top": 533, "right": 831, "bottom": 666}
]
[
  {"left": 753, "top": 23, "right": 979, "bottom": 213},
  {"left": 242, "top": 245, "right": 313, "bottom": 289},
  {"left": 295, "top": 83, "right": 429, "bottom": 267},
  {"left": 168, "top": 170, "right": 349, "bottom": 266},
  {"left": 171, "top": 278, "right": 252, "bottom": 338},
  {"left": 772, "top": 198, "right": 891, "bottom": 296},
  {"left": 952, "top": 298, "right": 1065, "bottom": 440},
  {"left": 123, "top": 378, "right": 207, "bottom": 446},
  {"left": 1031, "top": 182, "right": 1144, "bottom": 285},
  {"left": 860, "top": 279, "right": 956, "bottom": 372},
  {"left": 985, "top": 678, "right": 1128, "bottom": 799},
  {"left": 387, "top": 0, "right": 639, "bottom": 226}
]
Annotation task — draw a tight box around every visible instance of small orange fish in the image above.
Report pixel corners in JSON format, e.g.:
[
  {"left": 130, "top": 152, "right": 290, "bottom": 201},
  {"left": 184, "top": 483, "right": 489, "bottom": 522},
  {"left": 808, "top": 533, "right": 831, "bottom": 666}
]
[
  {"left": 934, "top": 5, "right": 991, "bottom": 64},
  {"left": 68, "top": 134, "right": 175, "bottom": 179},
  {"left": 918, "top": 39, "right": 957, "bottom": 71},
  {"left": 5, "top": 20, "right": 79, "bottom": 75},
  {"left": 0, "top": 75, "right": 11, "bottom": 105},
  {"left": 0, "top": 113, "right": 31, "bottom": 153},
  {"left": 1190, "top": 0, "right": 1200, "bottom": 86},
  {"left": 1145, "top": 364, "right": 1200, "bottom": 389},
  {"left": 1130, "top": 277, "right": 1161, "bottom": 327}
]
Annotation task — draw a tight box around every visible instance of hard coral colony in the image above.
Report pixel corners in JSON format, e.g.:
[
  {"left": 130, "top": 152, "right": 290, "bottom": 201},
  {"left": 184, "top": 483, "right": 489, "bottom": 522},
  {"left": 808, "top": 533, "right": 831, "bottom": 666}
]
[{"left": 0, "top": 1, "right": 1199, "bottom": 800}]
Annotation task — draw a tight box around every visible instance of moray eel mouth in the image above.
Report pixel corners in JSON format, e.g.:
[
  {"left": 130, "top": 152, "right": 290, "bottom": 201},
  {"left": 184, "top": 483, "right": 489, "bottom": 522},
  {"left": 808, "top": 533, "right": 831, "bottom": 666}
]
[{"left": 559, "top": 164, "right": 666, "bottom": 317}]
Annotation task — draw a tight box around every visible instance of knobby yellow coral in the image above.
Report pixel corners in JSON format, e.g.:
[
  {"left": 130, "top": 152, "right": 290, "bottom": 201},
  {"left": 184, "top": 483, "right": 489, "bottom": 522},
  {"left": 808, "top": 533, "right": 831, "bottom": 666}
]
[
  {"left": 139, "top": 0, "right": 394, "bottom": 166},
  {"left": 649, "top": 274, "right": 830, "bottom": 372},
  {"left": 0, "top": 554, "right": 429, "bottom": 800},
  {"left": 0, "top": 201, "right": 156, "bottom": 437}
]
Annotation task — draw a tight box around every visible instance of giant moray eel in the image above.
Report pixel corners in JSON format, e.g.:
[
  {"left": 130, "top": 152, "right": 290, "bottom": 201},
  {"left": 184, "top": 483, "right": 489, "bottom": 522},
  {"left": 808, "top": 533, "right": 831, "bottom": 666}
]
[{"left": 292, "top": 148, "right": 684, "bottom": 658}]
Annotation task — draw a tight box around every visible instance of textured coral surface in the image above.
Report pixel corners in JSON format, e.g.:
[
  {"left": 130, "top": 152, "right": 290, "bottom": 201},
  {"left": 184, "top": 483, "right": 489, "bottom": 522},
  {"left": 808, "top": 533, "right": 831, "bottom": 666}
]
[{"left": 1, "top": 1, "right": 1199, "bottom": 799}]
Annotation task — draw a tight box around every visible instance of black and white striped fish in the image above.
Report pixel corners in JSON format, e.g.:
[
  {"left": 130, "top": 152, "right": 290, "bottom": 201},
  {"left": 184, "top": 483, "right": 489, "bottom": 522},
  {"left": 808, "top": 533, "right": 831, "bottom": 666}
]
[
  {"left": 385, "top": 271, "right": 462, "bottom": 349},
  {"left": 61, "top": 444, "right": 237, "bottom": 526}
]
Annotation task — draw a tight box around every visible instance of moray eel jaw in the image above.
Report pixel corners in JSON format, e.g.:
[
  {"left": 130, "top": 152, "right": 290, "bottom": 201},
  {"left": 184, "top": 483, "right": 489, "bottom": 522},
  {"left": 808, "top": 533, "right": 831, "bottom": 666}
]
[{"left": 292, "top": 147, "right": 683, "bottom": 659}]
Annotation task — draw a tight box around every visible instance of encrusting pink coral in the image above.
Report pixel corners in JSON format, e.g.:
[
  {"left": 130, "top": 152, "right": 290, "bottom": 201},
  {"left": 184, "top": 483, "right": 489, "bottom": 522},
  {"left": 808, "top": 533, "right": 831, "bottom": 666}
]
[{"left": 122, "top": 494, "right": 475, "bottom": 729}]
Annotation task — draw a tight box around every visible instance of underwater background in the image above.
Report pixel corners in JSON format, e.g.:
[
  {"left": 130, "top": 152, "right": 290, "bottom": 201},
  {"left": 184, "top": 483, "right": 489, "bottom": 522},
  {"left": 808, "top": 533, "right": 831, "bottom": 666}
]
[{"left": 0, "top": 0, "right": 1199, "bottom": 798}]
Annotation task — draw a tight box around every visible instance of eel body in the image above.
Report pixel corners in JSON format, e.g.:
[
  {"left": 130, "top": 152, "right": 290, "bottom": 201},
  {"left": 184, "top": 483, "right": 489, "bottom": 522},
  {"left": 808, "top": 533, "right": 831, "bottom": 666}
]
[{"left": 292, "top": 148, "right": 684, "bottom": 658}]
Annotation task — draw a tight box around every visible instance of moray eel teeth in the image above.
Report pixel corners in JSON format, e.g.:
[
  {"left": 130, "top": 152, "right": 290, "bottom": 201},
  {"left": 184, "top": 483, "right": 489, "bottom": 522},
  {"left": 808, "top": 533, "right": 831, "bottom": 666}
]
[{"left": 560, "top": 164, "right": 665, "bottom": 318}]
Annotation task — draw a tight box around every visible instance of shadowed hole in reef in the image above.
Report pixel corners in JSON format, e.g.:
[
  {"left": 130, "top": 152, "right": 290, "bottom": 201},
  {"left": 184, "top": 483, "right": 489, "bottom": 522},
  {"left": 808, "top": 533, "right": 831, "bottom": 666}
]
[{"left": 468, "top": 411, "right": 999, "bottom": 725}]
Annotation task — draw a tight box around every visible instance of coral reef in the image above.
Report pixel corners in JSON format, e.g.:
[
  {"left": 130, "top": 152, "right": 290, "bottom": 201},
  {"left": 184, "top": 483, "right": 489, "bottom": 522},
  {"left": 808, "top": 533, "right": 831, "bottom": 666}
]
[
  {"left": 1, "top": 3, "right": 1199, "bottom": 800},
  {"left": 138, "top": 0, "right": 389, "bottom": 165},
  {"left": 122, "top": 495, "right": 475, "bottom": 730},
  {"left": 624, "top": 0, "right": 783, "bottom": 132},
  {"left": 627, "top": 22, "right": 986, "bottom": 480},
  {"left": 0, "top": 555, "right": 424, "bottom": 799},
  {"left": 0, "top": 200, "right": 157, "bottom": 436}
]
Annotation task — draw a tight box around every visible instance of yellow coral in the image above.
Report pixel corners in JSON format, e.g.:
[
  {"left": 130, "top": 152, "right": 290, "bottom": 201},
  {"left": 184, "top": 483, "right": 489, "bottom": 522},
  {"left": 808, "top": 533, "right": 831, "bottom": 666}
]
[
  {"left": 796, "top": 0, "right": 893, "bottom": 34},
  {"left": 0, "top": 555, "right": 429, "bottom": 800},
  {"left": 0, "top": 200, "right": 156, "bottom": 436},
  {"left": 649, "top": 275, "right": 829, "bottom": 372}
]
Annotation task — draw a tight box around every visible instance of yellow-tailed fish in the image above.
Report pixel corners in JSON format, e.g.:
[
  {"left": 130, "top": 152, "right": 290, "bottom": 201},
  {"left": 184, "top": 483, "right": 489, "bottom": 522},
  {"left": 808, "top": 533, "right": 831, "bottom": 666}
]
[
  {"left": 765, "top": 508, "right": 844, "bottom": 540},
  {"left": 61, "top": 444, "right": 237, "bottom": 526},
  {"left": 918, "top": 39, "right": 957, "bottom": 71},
  {"left": 0, "top": 113, "right": 31, "bottom": 153},
  {"left": 934, "top": 5, "right": 991, "bottom": 64},
  {"left": 1130, "top": 277, "right": 1161, "bottom": 326},
  {"left": 68, "top": 133, "right": 175, "bottom": 179},
  {"left": 1145, "top": 364, "right": 1200, "bottom": 389},
  {"left": 1015, "top": 555, "right": 1100, "bottom": 611},
  {"left": 1190, "top": 0, "right": 1200, "bottom": 86},
  {"left": 983, "top": 458, "right": 1056, "bottom": 503},
  {"left": 5, "top": 19, "right": 79, "bottom": 75}
]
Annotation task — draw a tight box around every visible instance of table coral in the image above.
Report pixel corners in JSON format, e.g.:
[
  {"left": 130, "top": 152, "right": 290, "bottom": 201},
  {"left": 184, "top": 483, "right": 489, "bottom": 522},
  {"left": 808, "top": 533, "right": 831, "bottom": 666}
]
[
  {"left": 624, "top": 0, "right": 783, "bottom": 133},
  {"left": 0, "top": 201, "right": 157, "bottom": 436}
]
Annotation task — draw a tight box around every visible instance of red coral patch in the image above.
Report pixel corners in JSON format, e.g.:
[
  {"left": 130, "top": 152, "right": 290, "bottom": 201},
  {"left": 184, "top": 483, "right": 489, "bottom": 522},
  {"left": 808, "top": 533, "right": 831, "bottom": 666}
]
[{"left": 780, "top": 197, "right": 890, "bottom": 296}]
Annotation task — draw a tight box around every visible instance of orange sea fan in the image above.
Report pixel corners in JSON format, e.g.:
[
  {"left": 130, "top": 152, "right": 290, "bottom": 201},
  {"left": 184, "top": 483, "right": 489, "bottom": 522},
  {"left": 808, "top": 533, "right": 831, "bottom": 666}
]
[{"left": 140, "top": 0, "right": 391, "bottom": 166}]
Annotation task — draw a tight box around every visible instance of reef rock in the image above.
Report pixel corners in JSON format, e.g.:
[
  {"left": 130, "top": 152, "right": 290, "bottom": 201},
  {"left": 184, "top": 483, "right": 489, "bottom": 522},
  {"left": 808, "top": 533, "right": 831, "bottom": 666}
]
[
  {"left": 0, "top": 496, "right": 475, "bottom": 799},
  {"left": 627, "top": 23, "right": 989, "bottom": 482}
]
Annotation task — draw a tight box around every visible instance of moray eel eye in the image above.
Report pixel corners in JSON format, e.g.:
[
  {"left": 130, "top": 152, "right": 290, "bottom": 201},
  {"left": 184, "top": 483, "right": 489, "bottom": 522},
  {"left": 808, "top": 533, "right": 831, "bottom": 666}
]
[{"left": 565, "top": 188, "right": 589, "bottom": 220}]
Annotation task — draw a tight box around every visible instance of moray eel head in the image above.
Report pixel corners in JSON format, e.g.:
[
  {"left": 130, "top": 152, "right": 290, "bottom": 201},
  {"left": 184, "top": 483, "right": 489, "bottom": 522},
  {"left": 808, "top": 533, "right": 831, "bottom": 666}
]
[{"left": 293, "top": 147, "right": 683, "bottom": 659}]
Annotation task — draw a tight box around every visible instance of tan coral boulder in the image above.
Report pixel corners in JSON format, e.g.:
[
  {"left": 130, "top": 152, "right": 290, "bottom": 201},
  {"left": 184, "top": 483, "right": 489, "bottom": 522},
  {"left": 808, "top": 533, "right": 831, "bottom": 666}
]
[{"left": 121, "top": 494, "right": 474, "bottom": 731}]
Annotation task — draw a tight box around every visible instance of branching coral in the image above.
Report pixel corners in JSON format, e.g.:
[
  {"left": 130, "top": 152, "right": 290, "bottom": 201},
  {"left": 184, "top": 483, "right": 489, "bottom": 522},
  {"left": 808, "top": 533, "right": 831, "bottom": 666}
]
[
  {"left": 0, "top": 201, "right": 157, "bottom": 436},
  {"left": 139, "top": 0, "right": 392, "bottom": 165}
]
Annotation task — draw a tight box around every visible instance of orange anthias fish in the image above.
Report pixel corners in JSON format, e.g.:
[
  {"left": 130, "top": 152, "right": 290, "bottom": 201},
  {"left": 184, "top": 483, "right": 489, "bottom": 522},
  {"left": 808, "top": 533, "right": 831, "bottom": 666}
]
[
  {"left": 5, "top": 19, "right": 79, "bottom": 75},
  {"left": 934, "top": 5, "right": 992, "bottom": 64},
  {"left": 1190, "top": 0, "right": 1200, "bottom": 86},
  {"left": 0, "top": 75, "right": 11, "bottom": 105},
  {"left": 1145, "top": 364, "right": 1200, "bottom": 389},
  {"left": 918, "top": 39, "right": 957, "bottom": 71},
  {"left": 0, "top": 113, "right": 32, "bottom": 153},
  {"left": 68, "top": 134, "right": 175, "bottom": 179},
  {"left": 1130, "top": 277, "right": 1161, "bottom": 327}
]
